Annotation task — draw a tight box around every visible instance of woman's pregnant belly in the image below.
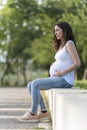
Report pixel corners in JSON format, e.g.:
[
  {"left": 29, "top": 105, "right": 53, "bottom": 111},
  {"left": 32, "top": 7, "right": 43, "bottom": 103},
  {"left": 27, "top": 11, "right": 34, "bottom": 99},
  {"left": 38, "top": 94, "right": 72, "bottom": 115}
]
[{"left": 49, "top": 60, "right": 71, "bottom": 77}]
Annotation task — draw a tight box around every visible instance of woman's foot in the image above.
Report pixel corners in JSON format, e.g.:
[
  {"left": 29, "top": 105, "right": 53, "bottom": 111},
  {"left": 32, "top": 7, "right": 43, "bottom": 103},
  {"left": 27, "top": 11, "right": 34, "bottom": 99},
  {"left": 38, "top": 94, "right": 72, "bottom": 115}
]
[
  {"left": 18, "top": 111, "right": 39, "bottom": 123},
  {"left": 38, "top": 111, "right": 50, "bottom": 121}
]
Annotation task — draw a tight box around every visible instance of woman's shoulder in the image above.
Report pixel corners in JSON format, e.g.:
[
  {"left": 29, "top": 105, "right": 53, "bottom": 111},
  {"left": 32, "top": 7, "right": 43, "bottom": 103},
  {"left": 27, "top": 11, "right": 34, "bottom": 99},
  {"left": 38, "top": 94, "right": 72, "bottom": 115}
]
[
  {"left": 65, "top": 40, "right": 76, "bottom": 52},
  {"left": 66, "top": 40, "right": 75, "bottom": 48},
  {"left": 66, "top": 40, "right": 75, "bottom": 45}
]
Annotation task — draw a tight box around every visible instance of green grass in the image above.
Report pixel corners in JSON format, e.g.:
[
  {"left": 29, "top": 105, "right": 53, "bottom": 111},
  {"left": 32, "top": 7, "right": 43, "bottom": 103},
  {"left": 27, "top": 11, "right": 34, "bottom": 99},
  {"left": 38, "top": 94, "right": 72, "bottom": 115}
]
[{"left": 74, "top": 80, "right": 87, "bottom": 89}]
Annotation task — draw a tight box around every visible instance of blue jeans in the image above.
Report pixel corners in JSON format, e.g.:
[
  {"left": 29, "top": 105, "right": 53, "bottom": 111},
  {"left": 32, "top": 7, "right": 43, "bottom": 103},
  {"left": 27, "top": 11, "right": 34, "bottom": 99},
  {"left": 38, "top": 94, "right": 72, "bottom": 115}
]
[{"left": 27, "top": 77, "right": 72, "bottom": 113}]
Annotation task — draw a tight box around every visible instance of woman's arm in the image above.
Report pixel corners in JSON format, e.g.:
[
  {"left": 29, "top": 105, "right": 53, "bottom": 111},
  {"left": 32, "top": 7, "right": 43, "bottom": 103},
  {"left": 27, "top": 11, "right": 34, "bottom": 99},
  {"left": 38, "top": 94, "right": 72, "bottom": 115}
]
[{"left": 54, "top": 41, "right": 81, "bottom": 77}]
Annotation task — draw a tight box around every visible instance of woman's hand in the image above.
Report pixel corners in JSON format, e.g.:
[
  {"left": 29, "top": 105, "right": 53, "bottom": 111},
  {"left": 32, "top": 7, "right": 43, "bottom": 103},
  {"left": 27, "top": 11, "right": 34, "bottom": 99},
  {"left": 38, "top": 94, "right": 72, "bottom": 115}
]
[{"left": 53, "top": 70, "right": 64, "bottom": 77}]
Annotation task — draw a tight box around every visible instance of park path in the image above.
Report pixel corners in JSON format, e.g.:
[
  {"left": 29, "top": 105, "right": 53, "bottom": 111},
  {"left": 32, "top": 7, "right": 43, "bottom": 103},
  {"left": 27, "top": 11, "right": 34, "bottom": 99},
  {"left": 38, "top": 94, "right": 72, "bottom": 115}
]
[{"left": 0, "top": 87, "right": 52, "bottom": 130}]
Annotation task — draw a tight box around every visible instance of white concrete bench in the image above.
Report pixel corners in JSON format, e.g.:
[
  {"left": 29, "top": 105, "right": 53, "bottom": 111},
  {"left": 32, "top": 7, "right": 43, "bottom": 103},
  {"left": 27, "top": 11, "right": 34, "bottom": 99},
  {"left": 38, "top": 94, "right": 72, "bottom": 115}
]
[{"left": 46, "top": 87, "right": 87, "bottom": 130}]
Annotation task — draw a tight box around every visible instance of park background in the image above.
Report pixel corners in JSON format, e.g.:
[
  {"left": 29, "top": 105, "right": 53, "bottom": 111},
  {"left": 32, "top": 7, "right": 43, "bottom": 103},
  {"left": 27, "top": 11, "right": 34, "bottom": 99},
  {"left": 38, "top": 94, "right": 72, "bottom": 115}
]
[{"left": 0, "top": 0, "right": 87, "bottom": 88}]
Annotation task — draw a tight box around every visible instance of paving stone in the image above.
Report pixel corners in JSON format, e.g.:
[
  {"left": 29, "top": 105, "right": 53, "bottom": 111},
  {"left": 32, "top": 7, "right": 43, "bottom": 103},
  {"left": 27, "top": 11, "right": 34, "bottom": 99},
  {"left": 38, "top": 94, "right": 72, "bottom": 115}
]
[{"left": 0, "top": 87, "right": 52, "bottom": 130}]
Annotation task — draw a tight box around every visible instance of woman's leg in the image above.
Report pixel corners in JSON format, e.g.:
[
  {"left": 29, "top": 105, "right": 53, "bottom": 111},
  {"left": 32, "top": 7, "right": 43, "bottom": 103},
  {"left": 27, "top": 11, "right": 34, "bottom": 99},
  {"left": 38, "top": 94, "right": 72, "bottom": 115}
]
[
  {"left": 27, "top": 82, "right": 46, "bottom": 112},
  {"left": 18, "top": 77, "right": 72, "bottom": 122},
  {"left": 30, "top": 77, "right": 72, "bottom": 113}
]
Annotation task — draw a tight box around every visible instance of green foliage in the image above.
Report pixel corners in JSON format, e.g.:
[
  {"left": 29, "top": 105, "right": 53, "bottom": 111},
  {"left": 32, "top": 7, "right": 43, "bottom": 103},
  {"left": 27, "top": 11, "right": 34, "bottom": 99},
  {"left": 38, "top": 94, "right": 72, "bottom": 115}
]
[{"left": 30, "top": 34, "right": 55, "bottom": 69}]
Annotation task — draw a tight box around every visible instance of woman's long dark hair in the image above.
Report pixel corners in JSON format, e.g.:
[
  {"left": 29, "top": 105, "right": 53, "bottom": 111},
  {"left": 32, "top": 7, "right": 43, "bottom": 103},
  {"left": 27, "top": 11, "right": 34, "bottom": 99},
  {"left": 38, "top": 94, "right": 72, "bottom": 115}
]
[{"left": 53, "top": 22, "right": 76, "bottom": 51}]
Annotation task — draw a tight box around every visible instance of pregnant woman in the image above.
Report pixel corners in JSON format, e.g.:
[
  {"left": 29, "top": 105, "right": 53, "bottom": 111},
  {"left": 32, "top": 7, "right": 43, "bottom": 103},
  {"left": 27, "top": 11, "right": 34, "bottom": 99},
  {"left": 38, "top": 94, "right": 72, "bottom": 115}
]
[{"left": 18, "top": 22, "right": 81, "bottom": 122}]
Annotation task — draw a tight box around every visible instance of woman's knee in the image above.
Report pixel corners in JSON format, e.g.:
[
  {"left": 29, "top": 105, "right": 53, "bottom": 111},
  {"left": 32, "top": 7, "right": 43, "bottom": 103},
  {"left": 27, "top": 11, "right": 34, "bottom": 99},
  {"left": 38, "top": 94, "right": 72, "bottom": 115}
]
[{"left": 32, "top": 79, "right": 39, "bottom": 89}]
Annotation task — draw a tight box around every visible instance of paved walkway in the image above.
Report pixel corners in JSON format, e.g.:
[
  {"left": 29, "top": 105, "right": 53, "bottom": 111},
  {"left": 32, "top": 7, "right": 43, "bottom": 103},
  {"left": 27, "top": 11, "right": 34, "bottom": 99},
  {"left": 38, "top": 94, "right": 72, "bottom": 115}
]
[{"left": 0, "top": 87, "right": 52, "bottom": 130}]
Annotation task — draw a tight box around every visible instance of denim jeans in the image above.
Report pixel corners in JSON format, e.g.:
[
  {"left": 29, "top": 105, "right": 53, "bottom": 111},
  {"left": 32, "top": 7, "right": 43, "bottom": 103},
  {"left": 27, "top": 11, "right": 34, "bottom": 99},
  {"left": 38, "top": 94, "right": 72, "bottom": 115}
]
[{"left": 27, "top": 77, "right": 72, "bottom": 113}]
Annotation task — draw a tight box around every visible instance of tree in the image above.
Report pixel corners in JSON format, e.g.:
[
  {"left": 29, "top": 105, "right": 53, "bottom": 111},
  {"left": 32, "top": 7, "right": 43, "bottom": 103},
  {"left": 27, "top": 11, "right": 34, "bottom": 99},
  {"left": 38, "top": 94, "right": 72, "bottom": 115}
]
[
  {"left": 0, "top": 0, "right": 87, "bottom": 86},
  {"left": 0, "top": 0, "right": 44, "bottom": 85},
  {"left": 30, "top": 0, "right": 67, "bottom": 70}
]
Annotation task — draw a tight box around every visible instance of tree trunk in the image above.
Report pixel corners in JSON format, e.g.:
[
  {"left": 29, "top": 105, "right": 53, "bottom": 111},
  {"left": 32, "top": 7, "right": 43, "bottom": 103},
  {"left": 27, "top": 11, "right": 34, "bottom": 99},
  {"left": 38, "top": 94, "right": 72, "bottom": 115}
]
[
  {"left": 75, "top": 71, "right": 78, "bottom": 80},
  {"left": 83, "top": 68, "right": 87, "bottom": 79},
  {"left": 21, "top": 66, "right": 27, "bottom": 86},
  {"left": 0, "top": 62, "right": 11, "bottom": 86}
]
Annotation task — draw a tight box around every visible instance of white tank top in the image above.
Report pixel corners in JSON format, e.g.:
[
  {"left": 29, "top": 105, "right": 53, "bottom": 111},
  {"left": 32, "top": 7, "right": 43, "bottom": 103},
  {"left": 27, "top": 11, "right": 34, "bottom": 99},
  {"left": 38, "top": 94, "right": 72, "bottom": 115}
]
[{"left": 49, "top": 40, "right": 74, "bottom": 85}]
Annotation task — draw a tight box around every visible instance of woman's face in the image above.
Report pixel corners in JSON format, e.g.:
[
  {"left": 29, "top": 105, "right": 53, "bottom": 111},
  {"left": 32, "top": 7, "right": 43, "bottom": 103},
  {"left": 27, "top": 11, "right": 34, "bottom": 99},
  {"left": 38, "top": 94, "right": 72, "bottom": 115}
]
[{"left": 54, "top": 25, "right": 63, "bottom": 40}]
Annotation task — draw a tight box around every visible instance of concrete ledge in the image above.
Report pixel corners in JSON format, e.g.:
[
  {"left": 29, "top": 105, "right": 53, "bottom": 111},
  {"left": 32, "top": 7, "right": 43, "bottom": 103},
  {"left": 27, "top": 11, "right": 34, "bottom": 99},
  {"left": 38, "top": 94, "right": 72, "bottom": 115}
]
[{"left": 46, "top": 87, "right": 87, "bottom": 130}]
